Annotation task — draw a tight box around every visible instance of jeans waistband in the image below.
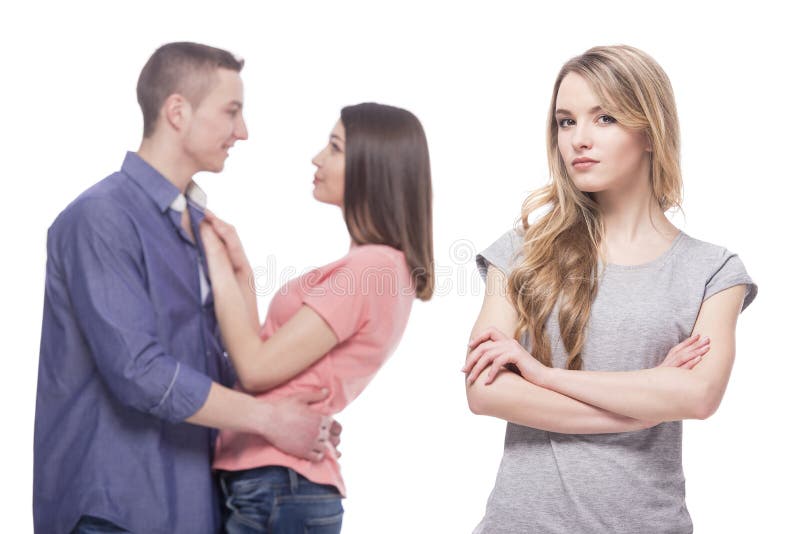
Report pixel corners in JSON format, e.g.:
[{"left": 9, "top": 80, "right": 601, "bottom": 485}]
[{"left": 219, "top": 465, "right": 301, "bottom": 494}]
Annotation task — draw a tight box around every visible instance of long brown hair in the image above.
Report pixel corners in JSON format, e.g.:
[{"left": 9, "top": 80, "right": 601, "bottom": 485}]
[
  {"left": 509, "top": 45, "right": 682, "bottom": 369},
  {"left": 340, "top": 103, "right": 435, "bottom": 300}
]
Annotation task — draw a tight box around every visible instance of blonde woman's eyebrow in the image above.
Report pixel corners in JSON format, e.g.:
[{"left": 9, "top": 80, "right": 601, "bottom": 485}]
[{"left": 555, "top": 105, "right": 604, "bottom": 116}]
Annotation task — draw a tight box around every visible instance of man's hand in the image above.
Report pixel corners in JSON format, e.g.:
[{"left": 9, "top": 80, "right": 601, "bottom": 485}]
[
  {"left": 187, "top": 384, "right": 342, "bottom": 462},
  {"left": 330, "top": 419, "right": 343, "bottom": 458},
  {"left": 258, "top": 388, "right": 339, "bottom": 462}
]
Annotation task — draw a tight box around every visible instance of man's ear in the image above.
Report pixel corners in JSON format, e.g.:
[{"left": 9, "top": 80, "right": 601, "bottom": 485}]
[{"left": 162, "top": 93, "right": 190, "bottom": 133}]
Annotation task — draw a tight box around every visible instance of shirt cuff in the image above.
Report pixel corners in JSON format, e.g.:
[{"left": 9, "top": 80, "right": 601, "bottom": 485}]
[{"left": 150, "top": 362, "right": 213, "bottom": 423}]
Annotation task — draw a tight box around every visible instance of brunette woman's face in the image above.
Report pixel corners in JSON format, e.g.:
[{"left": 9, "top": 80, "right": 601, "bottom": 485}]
[
  {"left": 555, "top": 72, "right": 651, "bottom": 195},
  {"left": 311, "top": 120, "right": 346, "bottom": 207}
]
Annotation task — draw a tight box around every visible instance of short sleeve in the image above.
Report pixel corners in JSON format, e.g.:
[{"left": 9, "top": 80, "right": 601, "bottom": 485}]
[
  {"left": 703, "top": 252, "right": 758, "bottom": 312},
  {"left": 301, "top": 247, "right": 408, "bottom": 342},
  {"left": 475, "top": 228, "right": 525, "bottom": 281}
]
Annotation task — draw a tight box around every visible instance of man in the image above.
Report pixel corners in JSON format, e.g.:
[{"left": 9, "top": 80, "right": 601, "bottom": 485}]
[{"left": 34, "top": 42, "right": 338, "bottom": 533}]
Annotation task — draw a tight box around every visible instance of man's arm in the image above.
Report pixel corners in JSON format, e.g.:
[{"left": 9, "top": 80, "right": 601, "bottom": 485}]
[
  {"left": 61, "top": 199, "right": 331, "bottom": 459},
  {"left": 465, "top": 265, "right": 657, "bottom": 434},
  {"left": 187, "top": 383, "right": 334, "bottom": 461}
]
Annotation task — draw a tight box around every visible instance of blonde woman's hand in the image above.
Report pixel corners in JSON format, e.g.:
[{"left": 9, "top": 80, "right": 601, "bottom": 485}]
[
  {"left": 463, "top": 327, "right": 550, "bottom": 386},
  {"left": 658, "top": 333, "right": 710, "bottom": 369}
]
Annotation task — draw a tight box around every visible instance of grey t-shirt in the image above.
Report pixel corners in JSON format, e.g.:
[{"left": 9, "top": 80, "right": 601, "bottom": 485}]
[{"left": 473, "top": 229, "right": 757, "bottom": 534}]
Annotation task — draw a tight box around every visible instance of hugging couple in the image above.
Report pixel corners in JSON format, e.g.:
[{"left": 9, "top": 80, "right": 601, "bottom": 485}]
[{"left": 34, "top": 41, "right": 433, "bottom": 534}]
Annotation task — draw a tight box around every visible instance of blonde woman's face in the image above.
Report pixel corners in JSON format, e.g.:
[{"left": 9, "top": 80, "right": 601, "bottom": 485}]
[
  {"left": 311, "top": 120, "right": 346, "bottom": 207},
  {"left": 554, "top": 72, "right": 651, "bottom": 195}
]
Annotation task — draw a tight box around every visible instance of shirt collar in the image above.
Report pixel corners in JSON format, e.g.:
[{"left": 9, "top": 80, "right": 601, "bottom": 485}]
[
  {"left": 121, "top": 151, "right": 207, "bottom": 213},
  {"left": 168, "top": 183, "right": 208, "bottom": 213}
]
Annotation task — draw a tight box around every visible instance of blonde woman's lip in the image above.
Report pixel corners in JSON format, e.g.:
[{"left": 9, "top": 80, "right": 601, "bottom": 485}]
[{"left": 572, "top": 158, "right": 598, "bottom": 169}]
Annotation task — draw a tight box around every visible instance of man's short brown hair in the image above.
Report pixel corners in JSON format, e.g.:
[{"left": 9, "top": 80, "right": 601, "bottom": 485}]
[{"left": 136, "top": 42, "right": 244, "bottom": 138}]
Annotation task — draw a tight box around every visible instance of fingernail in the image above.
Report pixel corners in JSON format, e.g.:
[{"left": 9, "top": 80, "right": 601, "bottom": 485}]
[{"left": 322, "top": 388, "right": 329, "bottom": 395}]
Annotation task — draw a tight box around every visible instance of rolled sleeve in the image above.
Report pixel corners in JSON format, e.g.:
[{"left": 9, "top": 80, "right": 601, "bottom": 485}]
[
  {"left": 60, "top": 198, "right": 211, "bottom": 422},
  {"left": 154, "top": 363, "right": 213, "bottom": 422}
]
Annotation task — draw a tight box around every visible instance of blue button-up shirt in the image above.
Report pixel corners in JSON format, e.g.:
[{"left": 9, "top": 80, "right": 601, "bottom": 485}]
[{"left": 34, "top": 152, "right": 235, "bottom": 533}]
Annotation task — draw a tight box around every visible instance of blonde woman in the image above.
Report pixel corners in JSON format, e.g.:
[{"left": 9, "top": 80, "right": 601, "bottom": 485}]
[{"left": 463, "top": 45, "right": 756, "bottom": 533}]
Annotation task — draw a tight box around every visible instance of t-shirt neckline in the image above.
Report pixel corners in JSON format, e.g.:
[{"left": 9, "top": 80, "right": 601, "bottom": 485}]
[{"left": 602, "top": 231, "right": 686, "bottom": 272}]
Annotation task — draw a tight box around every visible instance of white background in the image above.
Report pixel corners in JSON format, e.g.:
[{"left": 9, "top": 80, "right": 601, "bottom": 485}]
[{"left": 2, "top": 1, "right": 797, "bottom": 532}]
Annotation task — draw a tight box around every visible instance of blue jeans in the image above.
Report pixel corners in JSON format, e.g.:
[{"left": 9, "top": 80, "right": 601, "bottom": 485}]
[
  {"left": 70, "top": 516, "right": 129, "bottom": 533},
  {"left": 220, "top": 466, "right": 343, "bottom": 534}
]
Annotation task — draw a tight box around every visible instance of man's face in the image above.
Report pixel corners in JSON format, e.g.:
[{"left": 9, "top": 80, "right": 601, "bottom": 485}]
[{"left": 182, "top": 68, "right": 248, "bottom": 173}]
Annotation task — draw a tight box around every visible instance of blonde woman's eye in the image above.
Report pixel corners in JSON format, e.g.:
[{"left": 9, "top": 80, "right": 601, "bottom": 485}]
[
  {"left": 598, "top": 115, "right": 617, "bottom": 124},
  {"left": 558, "top": 118, "right": 575, "bottom": 128}
]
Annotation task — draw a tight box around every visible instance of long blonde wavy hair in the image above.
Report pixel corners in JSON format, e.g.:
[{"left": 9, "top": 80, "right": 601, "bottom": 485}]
[{"left": 509, "top": 45, "right": 682, "bottom": 369}]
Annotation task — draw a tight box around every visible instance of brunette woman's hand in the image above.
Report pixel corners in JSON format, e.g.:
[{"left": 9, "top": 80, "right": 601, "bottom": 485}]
[
  {"left": 658, "top": 334, "right": 710, "bottom": 370},
  {"left": 463, "top": 327, "right": 550, "bottom": 386},
  {"left": 203, "top": 210, "right": 251, "bottom": 275},
  {"left": 198, "top": 221, "right": 231, "bottom": 264}
]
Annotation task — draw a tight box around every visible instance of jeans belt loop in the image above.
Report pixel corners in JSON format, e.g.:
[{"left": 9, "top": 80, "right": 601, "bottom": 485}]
[
  {"left": 288, "top": 467, "right": 299, "bottom": 494},
  {"left": 219, "top": 472, "right": 231, "bottom": 501}
]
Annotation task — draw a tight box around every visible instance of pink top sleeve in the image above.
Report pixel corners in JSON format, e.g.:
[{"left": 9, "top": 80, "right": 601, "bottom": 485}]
[{"left": 301, "top": 248, "right": 411, "bottom": 342}]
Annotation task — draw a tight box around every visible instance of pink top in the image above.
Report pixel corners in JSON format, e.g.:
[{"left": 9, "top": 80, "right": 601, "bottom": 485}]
[{"left": 213, "top": 244, "right": 415, "bottom": 495}]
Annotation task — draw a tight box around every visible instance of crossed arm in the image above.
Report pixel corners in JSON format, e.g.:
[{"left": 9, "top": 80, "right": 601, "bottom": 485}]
[{"left": 464, "top": 265, "right": 746, "bottom": 432}]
